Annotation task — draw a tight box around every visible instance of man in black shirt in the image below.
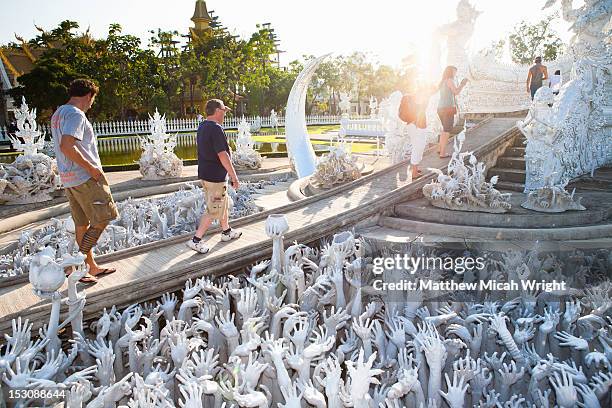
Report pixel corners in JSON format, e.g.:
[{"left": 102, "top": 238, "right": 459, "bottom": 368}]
[{"left": 187, "top": 99, "right": 242, "bottom": 254}]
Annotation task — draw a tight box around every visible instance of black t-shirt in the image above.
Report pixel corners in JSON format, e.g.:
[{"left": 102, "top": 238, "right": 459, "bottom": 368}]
[{"left": 197, "top": 120, "right": 230, "bottom": 182}]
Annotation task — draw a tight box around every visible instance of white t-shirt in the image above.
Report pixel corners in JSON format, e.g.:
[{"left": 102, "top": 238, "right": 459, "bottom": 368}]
[
  {"left": 549, "top": 74, "right": 562, "bottom": 93},
  {"left": 51, "top": 104, "right": 102, "bottom": 188}
]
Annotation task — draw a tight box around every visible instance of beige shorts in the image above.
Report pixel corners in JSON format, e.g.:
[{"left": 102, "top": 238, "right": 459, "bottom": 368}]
[
  {"left": 201, "top": 180, "right": 229, "bottom": 221},
  {"left": 65, "top": 175, "right": 119, "bottom": 227}
]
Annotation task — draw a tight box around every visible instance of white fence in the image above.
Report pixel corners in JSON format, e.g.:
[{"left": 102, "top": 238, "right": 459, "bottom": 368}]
[
  {"left": 340, "top": 118, "right": 385, "bottom": 138},
  {"left": 0, "top": 114, "right": 352, "bottom": 142}
]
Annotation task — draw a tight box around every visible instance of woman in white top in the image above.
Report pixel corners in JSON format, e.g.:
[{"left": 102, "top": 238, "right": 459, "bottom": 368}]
[{"left": 549, "top": 70, "right": 562, "bottom": 95}]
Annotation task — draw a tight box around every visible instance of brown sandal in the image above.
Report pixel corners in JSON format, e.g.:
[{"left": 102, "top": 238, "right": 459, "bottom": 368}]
[
  {"left": 96, "top": 268, "right": 116, "bottom": 276},
  {"left": 79, "top": 273, "right": 98, "bottom": 284}
]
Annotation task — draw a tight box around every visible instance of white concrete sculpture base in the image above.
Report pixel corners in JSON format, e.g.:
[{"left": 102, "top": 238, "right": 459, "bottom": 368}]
[
  {"left": 139, "top": 109, "right": 183, "bottom": 180},
  {"left": 232, "top": 118, "right": 263, "bottom": 170},
  {"left": 521, "top": 177, "right": 586, "bottom": 213},
  {"left": 0, "top": 97, "right": 61, "bottom": 204},
  {"left": 311, "top": 138, "right": 361, "bottom": 188},
  {"left": 423, "top": 131, "right": 512, "bottom": 213}
]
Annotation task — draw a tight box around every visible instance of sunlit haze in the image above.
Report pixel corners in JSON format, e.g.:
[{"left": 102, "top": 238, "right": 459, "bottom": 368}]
[{"left": 1, "top": 0, "right": 574, "bottom": 67}]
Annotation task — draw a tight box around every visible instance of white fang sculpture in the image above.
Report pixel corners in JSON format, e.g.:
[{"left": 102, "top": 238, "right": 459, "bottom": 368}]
[{"left": 285, "top": 54, "right": 330, "bottom": 178}]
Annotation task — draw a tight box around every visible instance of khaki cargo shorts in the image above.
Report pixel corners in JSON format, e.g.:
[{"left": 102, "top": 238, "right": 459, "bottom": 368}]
[
  {"left": 201, "top": 180, "right": 229, "bottom": 221},
  {"left": 65, "top": 175, "right": 119, "bottom": 227}
]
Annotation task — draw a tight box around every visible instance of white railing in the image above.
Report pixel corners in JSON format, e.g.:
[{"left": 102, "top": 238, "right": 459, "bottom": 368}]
[
  {"left": 0, "top": 115, "right": 353, "bottom": 142},
  {"left": 339, "top": 117, "right": 385, "bottom": 138}
]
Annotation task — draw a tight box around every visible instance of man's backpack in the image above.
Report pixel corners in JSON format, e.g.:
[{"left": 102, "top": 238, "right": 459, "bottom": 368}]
[{"left": 398, "top": 94, "right": 417, "bottom": 124}]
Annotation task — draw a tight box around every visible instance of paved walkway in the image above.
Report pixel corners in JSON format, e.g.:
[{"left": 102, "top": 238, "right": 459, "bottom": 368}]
[{"left": 0, "top": 119, "right": 518, "bottom": 332}]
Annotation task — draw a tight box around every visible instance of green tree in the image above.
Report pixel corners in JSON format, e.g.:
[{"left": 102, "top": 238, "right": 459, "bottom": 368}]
[
  {"left": 509, "top": 14, "right": 564, "bottom": 64},
  {"left": 479, "top": 39, "right": 506, "bottom": 60}
]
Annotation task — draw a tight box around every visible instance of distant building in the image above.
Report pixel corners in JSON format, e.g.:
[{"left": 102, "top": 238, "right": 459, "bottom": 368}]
[{"left": 0, "top": 37, "right": 50, "bottom": 125}]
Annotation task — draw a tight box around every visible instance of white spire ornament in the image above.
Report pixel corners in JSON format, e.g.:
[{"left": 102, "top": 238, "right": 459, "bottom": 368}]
[
  {"left": 231, "top": 118, "right": 263, "bottom": 170},
  {"left": 0, "top": 97, "right": 61, "bottom": 204},
  {"left": 139, "top": 108, "right": 183, "bottom": 180}
]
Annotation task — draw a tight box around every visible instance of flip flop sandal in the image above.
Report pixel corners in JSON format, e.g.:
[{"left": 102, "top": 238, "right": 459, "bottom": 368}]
[
  {"left": 439, "top": 154, "right": 451, "bottom": 158},
  {"left": 79, "top": 273, "right": 98, "bottom": 284},
  {"left": 96, "top": 268, "right": 117, "bottom": 276}
]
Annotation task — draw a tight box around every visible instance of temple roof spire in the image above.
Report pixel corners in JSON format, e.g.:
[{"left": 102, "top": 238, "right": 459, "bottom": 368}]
[{"left": 192, "top": 1, "right": 212, "bottom": 25}]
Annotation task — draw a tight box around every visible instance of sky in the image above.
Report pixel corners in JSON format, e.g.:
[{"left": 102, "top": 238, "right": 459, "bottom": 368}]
[{"left": 0, "top": 0, "right": 574, "bottom": 68}]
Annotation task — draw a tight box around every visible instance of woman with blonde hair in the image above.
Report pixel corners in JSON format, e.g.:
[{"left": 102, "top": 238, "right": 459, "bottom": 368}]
[{"left": 437, "top": 65, "right": 468, "bottom": 158}]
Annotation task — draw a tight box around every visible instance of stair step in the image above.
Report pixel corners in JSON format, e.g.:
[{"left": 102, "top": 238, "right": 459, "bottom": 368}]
[
  {"left": 393, "top": 198, "right": 608, "bottom": 228},
  {"left": 358, "top": 225, "right": 612, "bottom": 252},
  {"left": 496, "top": 181, "right": 525, "bottom": 192},
  {"left": 496, "top": 157, "right": 525, "bottom": 170},
  {"left": 505, "top": 147, "right": 526, "bottom": 157},
  {"left": 513, "top": 137, "right": 527, "bottom": 147},
  {"left": 488, "top": 168, "right": 526, "bottom": 183},
  {"left": 378, "top": 216, "right": 612, "bottom": 241}
]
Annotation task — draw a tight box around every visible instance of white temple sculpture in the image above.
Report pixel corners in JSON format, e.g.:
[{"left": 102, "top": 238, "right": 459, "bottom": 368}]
[
  {"left": 285, "top": 54, "right": 330, "bottom": 178},
  {"left": 380, "top": 91, "right": 410, "bottom": 164},
  {"left": 368, "top": 96, "right": 378, "bottom": 119},
  {"left": 339, "top": 92, "right": 352, "bottom": 117},
  {"left": 311, "top": 136, "right": 361, "bottom": 188},
  {"left": 3, "top": 219, "right": 612, "bottom": 407},
  {"left": 0, "top": 97, "right": 61, "bottom": 204},
  {"left": 29, "top": 247, "right": 87, "bottom": 354},
  {"left": 139, "top": 109, "right": 183, "bottom": 180},
  {"left": 521, "top": 174, "right": 586, "bottom": 212},
  {"left": 523, "top": 0, "right": 612, "bottom": 190},
  {"left": 250, "top": 116, "right": 262, "bottom": 133},
  {"left": 423, "top": 130, "right": 512, "bottom": 213},
  {"left": 518, "top": 86, "right": 560, "bottom": 191},
  {"left": 433, "top": 0, "right": 481, "bottom": 77},
  {"left": 232, "top": 118, "right": 263, "bottom": 170},
  {"left": 269, "top": 109, "right": 279, "bottom": 130}
]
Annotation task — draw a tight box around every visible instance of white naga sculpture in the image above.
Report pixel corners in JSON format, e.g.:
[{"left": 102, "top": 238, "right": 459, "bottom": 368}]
[
  {"left": 423, "top": 130, "right": 512, "bottom": 213},
  {"left": 269, "top": 109, "right": 279, "bottom": 131},
  {"left": 523, "top": 0, "right": 612, "bottom": 191},
  {"left": 232, "top": 118, "right": 263, "bottom": 170},
  {"left": 285, "top": 54, "right": 330, "bottom": 178},
  {"left": 139, "top": 109, "right": 183, "bottom": 180},
  {"left": 310, "top": 136, "right": 361, "bottom": 188},
  {"left": 2, "top": 216, "right": 611, "bottom": 407},
  {"left": 0, "top": 97, "right": 61, "bottom": 204}
]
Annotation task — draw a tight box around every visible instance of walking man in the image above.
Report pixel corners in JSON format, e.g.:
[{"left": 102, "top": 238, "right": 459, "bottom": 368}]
[
  {"left": 188, "top": 99, "right": 242, "bottom": 254},
  {"left": 526, "top": 56, "right": 548, "bottom": 100},
  {"left": 51, "top": 79, "right": 118, "bottom": 283}
]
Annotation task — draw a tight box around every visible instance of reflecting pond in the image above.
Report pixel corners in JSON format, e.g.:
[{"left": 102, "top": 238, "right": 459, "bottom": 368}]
[{"left": 0, "top": 131, "right": 379, "bottom": 167}]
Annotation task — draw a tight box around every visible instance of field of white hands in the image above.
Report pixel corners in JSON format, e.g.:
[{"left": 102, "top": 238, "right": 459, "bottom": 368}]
[{"left": 1, "top": 229, "right": 611, "bottom": 408}]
